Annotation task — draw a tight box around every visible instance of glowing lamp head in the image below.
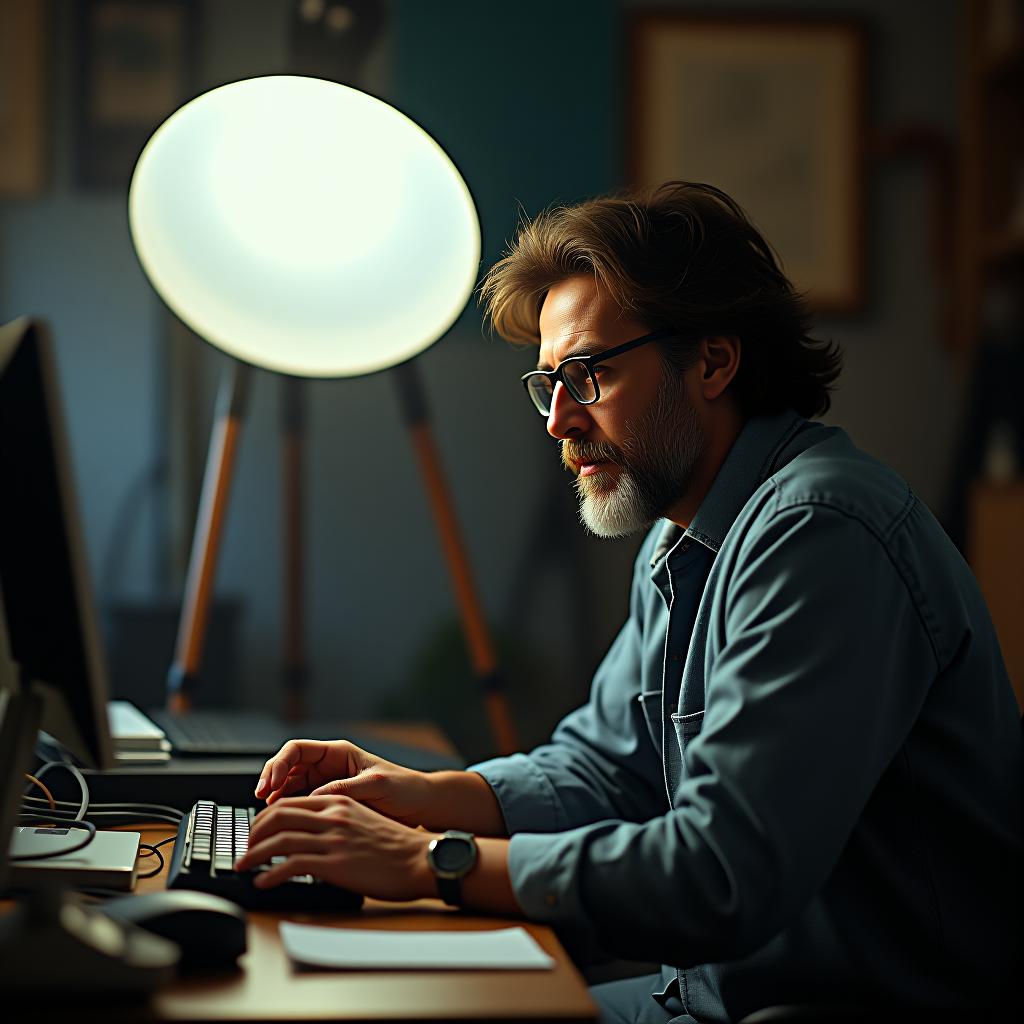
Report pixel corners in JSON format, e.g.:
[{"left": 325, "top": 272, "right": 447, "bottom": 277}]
[{"left": 129, "top": 76, "right": 481, "bottom": 377}]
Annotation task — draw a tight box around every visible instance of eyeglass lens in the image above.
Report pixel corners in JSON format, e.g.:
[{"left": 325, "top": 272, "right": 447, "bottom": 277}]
[{"left": 528, "top": 361, "right": 597, "bottom": 414}]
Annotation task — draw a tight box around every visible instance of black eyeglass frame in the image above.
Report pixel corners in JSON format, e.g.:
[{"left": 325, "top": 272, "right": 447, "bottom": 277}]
[{"left": 520, "top": 326, "right": 679, "bottom": 416}]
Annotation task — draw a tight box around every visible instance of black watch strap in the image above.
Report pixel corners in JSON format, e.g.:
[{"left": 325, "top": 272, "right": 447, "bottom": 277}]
[{"left": 436, "top": 876, "right": 462, "bottom": 907}]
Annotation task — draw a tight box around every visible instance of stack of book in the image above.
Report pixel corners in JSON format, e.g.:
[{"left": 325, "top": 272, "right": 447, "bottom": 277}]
[{"left": 107, "top": 700, "right": 172, "bottom": 763}]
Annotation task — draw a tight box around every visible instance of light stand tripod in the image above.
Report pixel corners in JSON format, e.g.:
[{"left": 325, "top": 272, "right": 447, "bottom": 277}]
[{"left": 164, "top": 359, "right": 518, "bottom": 754}]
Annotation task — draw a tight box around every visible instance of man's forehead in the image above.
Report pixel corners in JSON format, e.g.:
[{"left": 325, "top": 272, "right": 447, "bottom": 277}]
[
  {"left": 536, "top": 276, "right": 647, "bottom": 372},
  {"left": 538, "top": 276, "right": 637, "bottom": 364},
  {"left": 539, "top": 276, "right": 610, "bottom": 339}
]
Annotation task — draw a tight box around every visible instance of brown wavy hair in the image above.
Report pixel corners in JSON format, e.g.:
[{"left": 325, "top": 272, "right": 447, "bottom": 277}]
[{"left": 479, "top": 181, "right": 841, "bottom": 418}]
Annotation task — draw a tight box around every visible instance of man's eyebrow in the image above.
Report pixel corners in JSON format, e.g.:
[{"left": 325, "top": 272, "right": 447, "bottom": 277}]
[{"left": 537, "top": 340, "right": 596, "bottom": 371}]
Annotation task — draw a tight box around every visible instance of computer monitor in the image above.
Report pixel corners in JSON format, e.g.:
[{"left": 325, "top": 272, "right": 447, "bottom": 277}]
[
  {"left": 0, "top": 584, "right": 40, "bottom": 893},
  {"left": 0, "top": 324, "right": 180, "bottom": 988},
  {"left": 0, "top": 317, "right": 113, "bottom": 771}
]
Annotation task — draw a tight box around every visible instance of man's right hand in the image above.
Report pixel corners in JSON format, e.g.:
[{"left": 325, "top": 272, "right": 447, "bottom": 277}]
[
  {"left": 255, "top": 738, "right": 510, "bottom": 836},
  {"left": 255, "top": 739, "right": 433, "bottom": 828}
]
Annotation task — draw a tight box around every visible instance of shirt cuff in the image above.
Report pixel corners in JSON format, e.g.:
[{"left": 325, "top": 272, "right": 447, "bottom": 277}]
[
  {"left": 467, "top": 753, "right": 567, "bottom": 834},
  {"left": 506, "top": 829, "right": 591, "bottom": 923}
]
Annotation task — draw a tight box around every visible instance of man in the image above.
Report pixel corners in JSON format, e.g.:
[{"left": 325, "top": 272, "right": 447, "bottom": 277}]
[{"left": 234, "top": 183, "right": 1023, "bottom": 1021}]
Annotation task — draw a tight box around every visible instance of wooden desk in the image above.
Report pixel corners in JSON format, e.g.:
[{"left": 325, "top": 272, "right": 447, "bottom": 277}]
[
  {"left": 107, "top": 825, "right": 597, "bottom": 1023},
  {"left": 12, "top": 724, "right": 594, "bottom": 1019}
]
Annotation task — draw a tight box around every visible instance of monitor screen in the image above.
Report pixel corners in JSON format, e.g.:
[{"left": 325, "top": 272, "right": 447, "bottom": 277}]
[{"left": 0, "top": 318, "right": 112, "bottom": 769}]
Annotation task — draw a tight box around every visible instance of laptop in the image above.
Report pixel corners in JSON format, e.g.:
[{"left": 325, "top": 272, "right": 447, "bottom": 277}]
[{"left": 142, "top": 706, "right": 462, "bottom": 772}]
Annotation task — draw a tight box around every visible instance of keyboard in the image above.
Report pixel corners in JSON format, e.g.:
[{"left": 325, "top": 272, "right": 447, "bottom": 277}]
[{"left": 167, "top": 800, "right": 363, "bottom": 911}]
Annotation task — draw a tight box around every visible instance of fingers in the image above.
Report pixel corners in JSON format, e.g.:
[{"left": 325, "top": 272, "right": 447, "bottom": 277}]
[
  {"left": 310, "top": 766, "right": 391, "bottom": 800},
  {"left": 248, "top": 796, "right": 352, "bottom": 846},
  {"left": 309, "top": 777, "right": 366, "bottom": 798},
  {"left": 264, "top": 770, "right": 312, "bottom": 805},
  {"left": 255, "top": 739, "right": 329, "bottom": 798},
  {"left": 253, "top": 853, "right": 326, "bottom": 889},
  {"left": 235, "top": 797, "right": 420, "bottom": 899},
  {"left": 309, "top": 779, "right": 345, "bottom": 797},
  {"left": 235, "top": 829, "right": 337, "bottom": 873}
]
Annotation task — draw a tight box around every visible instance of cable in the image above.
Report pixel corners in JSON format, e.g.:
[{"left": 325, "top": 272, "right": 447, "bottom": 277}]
[
  {"left": 20, "top": 805, "right": 183, "bottom": 828},
  {"left": 23, "top": 773, "right": 55, "bottom": 810},
  {"left": 14, "top": 765, "right": 97, "bottom": 860},
  {"left": 139, "top": 837, "right": 176, "bottom": 875},
  {"left": 137, "top": 842, "right": 166, "bottom": 879},
  {"left": 31, "top": 760, "right": 89, "bottom": 820},
  {"left": 9, "top": 815, "right": 97, "bottom": 860},
  {"left": 93, "top": 813, "right": 182, "bottom": 827},
  {"left": 20, "top": 794, "right": 183, "bottom": 827},
  {"left": 136, "top": 836, "right": 176, "bottom": 879},
  {"left": 85, "top": 812, "right": 181, "bottom": 827},
  {"left": 15, "top": 762, "right": 94, "bottom": 857},
  {"left": 21, "top": 795, "right": 184, "bottom": 822},
  {"left": 15, "top": 760, "right": 184, "bottom": 881}
]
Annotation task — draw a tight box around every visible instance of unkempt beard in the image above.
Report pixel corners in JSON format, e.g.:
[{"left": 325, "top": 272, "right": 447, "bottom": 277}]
[{"left": 562, "top": 374, "right": 705, "bottom": 538}]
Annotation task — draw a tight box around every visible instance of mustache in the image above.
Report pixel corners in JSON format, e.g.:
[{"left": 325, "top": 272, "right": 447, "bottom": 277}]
[{"left": 562, "top": 438, "right": 620, "bottom": 475}]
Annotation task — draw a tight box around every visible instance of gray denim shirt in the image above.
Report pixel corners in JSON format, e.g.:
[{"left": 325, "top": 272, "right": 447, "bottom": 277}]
[{"left": 471, "top": 410, "right": 1023, "bottom": 1020}]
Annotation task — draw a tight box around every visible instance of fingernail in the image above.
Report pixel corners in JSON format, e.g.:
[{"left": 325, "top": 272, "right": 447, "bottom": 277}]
[{"left": 255, "top": 780, "right": 266, "bottom": 797}]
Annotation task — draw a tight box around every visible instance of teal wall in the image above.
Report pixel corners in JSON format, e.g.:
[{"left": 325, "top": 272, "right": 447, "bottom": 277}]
[{"left": 394, "top": 0, "right": 621, "bottom": 272}]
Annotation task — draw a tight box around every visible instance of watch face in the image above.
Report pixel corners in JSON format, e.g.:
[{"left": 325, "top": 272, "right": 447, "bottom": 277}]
[{"left": 432, "top": 836, "right": 473, "bottom": 874}]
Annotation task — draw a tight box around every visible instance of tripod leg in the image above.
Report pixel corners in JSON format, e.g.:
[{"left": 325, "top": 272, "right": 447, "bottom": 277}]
[
  {"left": 393, "top": 362, "right": 518, "bottom": 755},
  {"left": 166, "top": 361, "right": 251, "bottom": 712}
]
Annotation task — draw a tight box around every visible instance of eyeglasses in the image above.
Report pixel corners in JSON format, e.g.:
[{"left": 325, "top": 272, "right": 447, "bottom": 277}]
[{"left": 520, "top": 327, "right": 677, "bottom": 416}]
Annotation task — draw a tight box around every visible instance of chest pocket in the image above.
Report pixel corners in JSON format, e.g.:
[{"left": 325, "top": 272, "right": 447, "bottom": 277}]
[
  {"left": 638, "top": 691, "right": 663, "bottom": 754},
  {"left": 670, "top": 709, "right": 705, "bottom": 754}
]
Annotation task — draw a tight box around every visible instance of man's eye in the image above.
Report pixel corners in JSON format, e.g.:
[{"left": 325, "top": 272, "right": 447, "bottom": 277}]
[{"left": 592, "top": 364, "right": 611, "bottom": 377}]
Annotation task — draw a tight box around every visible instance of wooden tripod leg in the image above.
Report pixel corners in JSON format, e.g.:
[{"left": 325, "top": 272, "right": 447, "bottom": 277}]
[
  {"left": 281, "top": 376, "right": 307, "bottom": 721},
  {"left": 393, "top": 362, "right": 518, "bottom": 756},
  {"left": 166, "top": 362, "right": 251, "bottom": 712}
]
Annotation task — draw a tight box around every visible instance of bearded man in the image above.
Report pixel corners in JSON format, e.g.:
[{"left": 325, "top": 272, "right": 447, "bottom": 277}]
[{"left": 236, "top": 183, "right": 1022, "bottom": 1023}]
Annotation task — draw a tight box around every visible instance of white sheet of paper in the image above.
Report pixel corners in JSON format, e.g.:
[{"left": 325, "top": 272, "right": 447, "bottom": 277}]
[{"left": 279, "top": 922, "right": 556, "bottom": 970}]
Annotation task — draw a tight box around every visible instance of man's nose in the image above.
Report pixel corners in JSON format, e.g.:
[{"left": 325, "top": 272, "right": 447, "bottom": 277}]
[{"left": 546, "top": 381, "right": 592, "bottom": 440}]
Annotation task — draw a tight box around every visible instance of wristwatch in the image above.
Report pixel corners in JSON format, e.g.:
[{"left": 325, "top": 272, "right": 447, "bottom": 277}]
[{"left": 427, "top": 830, "right": 478, "bottom": 906}]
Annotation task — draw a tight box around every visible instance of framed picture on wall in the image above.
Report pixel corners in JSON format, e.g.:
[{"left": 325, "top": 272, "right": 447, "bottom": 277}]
[
  {"left": 75, "top": 0, "right": 199, "bottom": 190},
  {"left": 629, "top": 16, "right": 866, "bottom": 312}
]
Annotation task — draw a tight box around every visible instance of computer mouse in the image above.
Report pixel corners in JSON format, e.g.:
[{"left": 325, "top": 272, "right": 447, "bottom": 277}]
[{"left": 99, "top": 890, "right": 247, "bottom": 969}]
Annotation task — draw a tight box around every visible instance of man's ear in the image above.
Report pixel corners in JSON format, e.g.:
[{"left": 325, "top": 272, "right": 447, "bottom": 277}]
[{"left": 700, "top": 336, "right": 741, "bottom": 401}]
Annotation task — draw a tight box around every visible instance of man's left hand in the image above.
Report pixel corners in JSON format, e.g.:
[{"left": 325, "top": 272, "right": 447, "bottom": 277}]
[{"left": 234, "top": 794, "right": 436, "bottom": 901}]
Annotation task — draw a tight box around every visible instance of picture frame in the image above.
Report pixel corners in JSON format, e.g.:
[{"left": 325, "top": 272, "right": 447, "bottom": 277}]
[
  {"left": 629, "top": 15, "right": 867, "bottom": 312},
  {"left": 0, "top": 0, "right": 49, "bottom": 196},
  {"left": 74, "top": 0, "right": 199, "bottom": 190}
]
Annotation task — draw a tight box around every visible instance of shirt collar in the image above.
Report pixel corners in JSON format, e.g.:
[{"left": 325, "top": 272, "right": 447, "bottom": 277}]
[{"left": 650, "top": 409, "right": 806, "bottom": 568}]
